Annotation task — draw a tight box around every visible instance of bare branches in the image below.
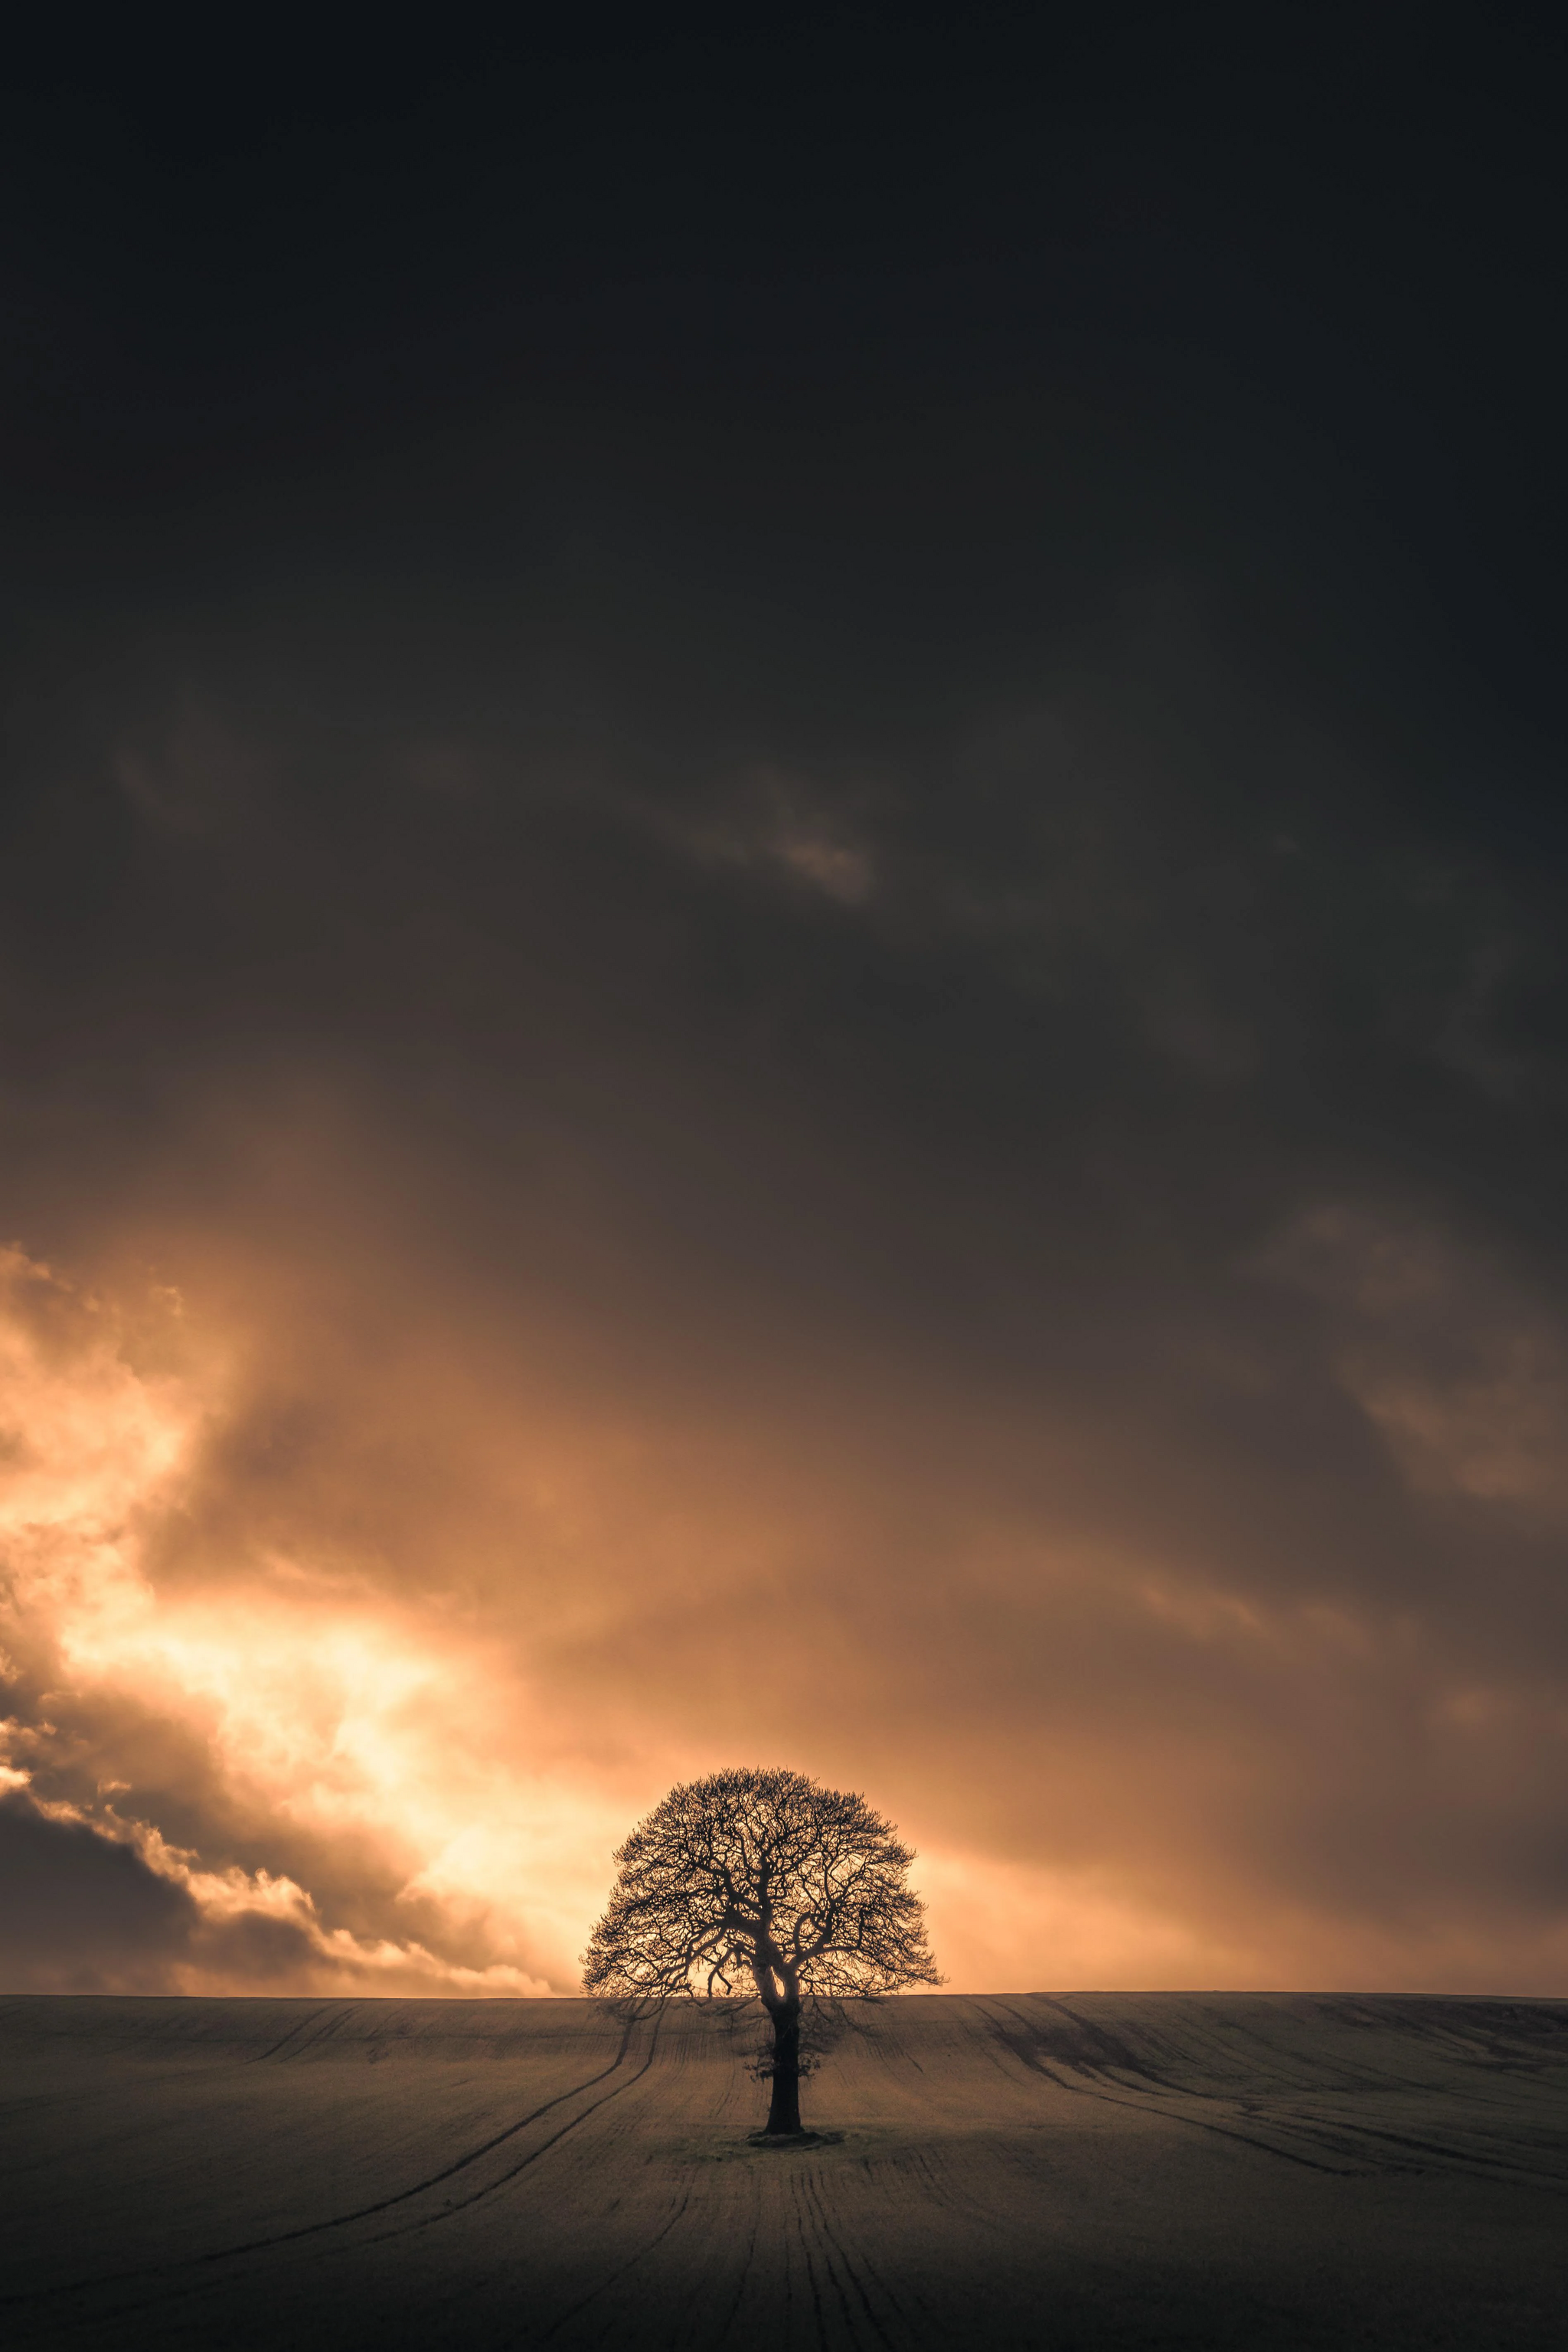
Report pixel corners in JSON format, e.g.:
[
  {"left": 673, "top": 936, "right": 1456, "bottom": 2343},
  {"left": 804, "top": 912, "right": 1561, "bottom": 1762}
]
[{"left": 582, "top": 1767, "right": 942, "bottom": 2018}]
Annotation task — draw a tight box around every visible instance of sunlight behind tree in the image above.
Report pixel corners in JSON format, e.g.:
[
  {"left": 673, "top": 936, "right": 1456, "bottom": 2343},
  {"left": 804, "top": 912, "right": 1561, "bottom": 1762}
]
[{"left": 583, "top": 1767, "right": 941, "bottom": 2135}]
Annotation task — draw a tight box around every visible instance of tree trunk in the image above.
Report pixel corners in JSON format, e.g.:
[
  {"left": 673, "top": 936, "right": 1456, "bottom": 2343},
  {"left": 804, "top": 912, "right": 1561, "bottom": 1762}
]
[{"left": 763, "top": 1999, "right": 803, "bottom": 2135}]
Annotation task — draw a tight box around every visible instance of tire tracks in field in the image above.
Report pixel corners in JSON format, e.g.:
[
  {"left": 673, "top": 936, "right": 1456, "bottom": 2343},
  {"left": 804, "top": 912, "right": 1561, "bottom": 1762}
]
[
  {"left": 984, "top": 1999, "right": 1568, "bottom": 2187},
  {"left": 982, "top": 1999, "right": 1359, "bottom": 2175},
  {"left": 345, "top": 2008, "right": 667, "bottom": 2253},
  {"left": 1040, "top": 1997, "right": 1568, "bottom": 2186},
  {"left": 531, "top": 2151, "right": 694, "bottom": 2345},
  {"left": 1286, "top": 2111, "right": 1568, "bottom": 2187},
  {"left": 701, "top": 2176, "right": 763, "bottom": 2352},
  {"left": 0, "top": 2013, "right": 652, "bottom": 2320},
  {"left": 528, "top": 2118, "right": 907, "bottom": 2352},
  {"left": 791, "top": 2169, "right": 831, "bottom": 2350},
  {"left": 785, "top": 2158, "right": 899, "bottom": 2352},
  {"left": 246, "top": 2002, "right": 367, "bottom": 2065},
  {"left": 795, "top": 2160, "right": 903, "bottom": 2350},
  {"left": 38, "top": 2015, "right": 674, "bottom": 2351}
]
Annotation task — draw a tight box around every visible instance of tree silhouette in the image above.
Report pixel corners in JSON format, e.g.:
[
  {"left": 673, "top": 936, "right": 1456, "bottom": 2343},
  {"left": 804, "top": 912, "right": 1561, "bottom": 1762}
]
[{"left": 583, "top": 1766, "right": 941, "bottom": 2135}]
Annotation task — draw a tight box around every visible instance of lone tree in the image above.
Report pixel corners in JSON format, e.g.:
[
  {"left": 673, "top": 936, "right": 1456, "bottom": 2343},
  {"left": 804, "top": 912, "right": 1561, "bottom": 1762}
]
[{"left": 583, "top": 1766, "right": 941, "bottom": 2135}]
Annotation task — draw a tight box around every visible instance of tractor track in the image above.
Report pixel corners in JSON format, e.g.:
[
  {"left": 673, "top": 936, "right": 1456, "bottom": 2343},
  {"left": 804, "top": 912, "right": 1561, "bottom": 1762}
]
[
  {"left": 0, "top": 2012, "right": 655, "bottom": 2321},
  {"left": 7, "top": 1992, "right": 1568, "bottom": 2350},
  {"left": 981, "top": 1997, "right": 1568, "bottom": 2189}
]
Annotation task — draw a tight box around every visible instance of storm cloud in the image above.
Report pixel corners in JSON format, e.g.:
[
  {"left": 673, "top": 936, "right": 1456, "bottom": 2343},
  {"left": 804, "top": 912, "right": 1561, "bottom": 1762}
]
[{"left": 3, "top": 10, "right": 1568, "bottom": 1994}]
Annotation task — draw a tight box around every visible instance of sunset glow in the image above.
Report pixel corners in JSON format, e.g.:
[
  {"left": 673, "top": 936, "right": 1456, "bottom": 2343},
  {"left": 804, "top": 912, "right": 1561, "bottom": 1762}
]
[
  {"left": 7, "top": 1166, "right": 1568, "bottom": 1999},
  {"left": 4, "top": 20, "right": 1567, "bottom": 2014}
]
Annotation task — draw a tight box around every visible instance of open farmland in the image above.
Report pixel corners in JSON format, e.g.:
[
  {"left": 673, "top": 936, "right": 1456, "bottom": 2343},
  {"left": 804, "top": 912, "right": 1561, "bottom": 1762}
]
[{"left": 2, "top": 1992, "right": 1565, "bottom": 2349}]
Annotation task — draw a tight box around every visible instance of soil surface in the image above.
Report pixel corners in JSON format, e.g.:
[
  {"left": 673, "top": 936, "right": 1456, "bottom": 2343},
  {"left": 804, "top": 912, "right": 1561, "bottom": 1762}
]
[{"left": 2, "top": 1991, "right": 1564, "bottom": 2348}]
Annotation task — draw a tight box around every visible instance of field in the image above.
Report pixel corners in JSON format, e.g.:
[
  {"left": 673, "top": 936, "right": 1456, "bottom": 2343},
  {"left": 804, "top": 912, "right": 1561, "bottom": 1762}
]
[{"left": 2, "top": 1991, "right": 1565, "bottom": 2349}]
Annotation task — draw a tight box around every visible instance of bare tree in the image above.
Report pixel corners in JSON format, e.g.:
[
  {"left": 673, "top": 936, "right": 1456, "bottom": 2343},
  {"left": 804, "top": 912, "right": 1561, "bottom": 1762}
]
[{"left": 582, "top": 1766, "right": 941, "bottom": 2135}]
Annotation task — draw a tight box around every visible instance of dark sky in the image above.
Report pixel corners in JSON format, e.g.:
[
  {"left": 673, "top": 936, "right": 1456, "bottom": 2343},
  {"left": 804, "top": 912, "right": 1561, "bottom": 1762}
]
[{"left": 5, "top": 5, "right": 1568, "bottom": 1996}]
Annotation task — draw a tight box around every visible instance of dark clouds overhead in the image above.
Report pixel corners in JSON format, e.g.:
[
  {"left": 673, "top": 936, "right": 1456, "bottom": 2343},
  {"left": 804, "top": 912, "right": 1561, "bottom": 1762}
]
[
  {"left": 0, "top": 1790, "right": 199, "bottom": 1991},
  {"left": 3, "top": 5, "right": 1568, "bottom": 1994}
]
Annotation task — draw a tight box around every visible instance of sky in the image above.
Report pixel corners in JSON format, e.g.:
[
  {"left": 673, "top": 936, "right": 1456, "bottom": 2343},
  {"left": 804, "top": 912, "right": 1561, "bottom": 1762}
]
[{"left": 5, "top": 5, "right": 1568, "bottom": 1997}]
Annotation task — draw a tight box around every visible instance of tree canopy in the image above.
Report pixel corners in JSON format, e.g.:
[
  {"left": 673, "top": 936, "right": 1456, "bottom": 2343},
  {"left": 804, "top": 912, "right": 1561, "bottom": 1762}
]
[{"left": 582, "top": 1766, "right": 940, "bottom": 2133}]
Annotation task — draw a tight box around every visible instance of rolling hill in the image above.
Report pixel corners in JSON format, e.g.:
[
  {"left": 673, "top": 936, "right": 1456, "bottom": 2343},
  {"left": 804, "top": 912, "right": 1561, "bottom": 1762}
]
[{"left": 2, "top": 1991, "right": 1564, "bottom": 2347}]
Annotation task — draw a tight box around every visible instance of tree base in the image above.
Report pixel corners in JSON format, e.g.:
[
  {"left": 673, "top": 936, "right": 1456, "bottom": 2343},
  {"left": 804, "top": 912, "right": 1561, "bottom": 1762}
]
[{"left": 745, "top": 2128, "right": 844, "bottom": 2150}]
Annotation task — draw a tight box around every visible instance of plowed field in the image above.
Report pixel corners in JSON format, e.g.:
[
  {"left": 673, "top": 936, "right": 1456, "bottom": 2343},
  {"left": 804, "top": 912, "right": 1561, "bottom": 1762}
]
[{"left": 2, "top": 1992, "right": 1564, "bottom": 2348}]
